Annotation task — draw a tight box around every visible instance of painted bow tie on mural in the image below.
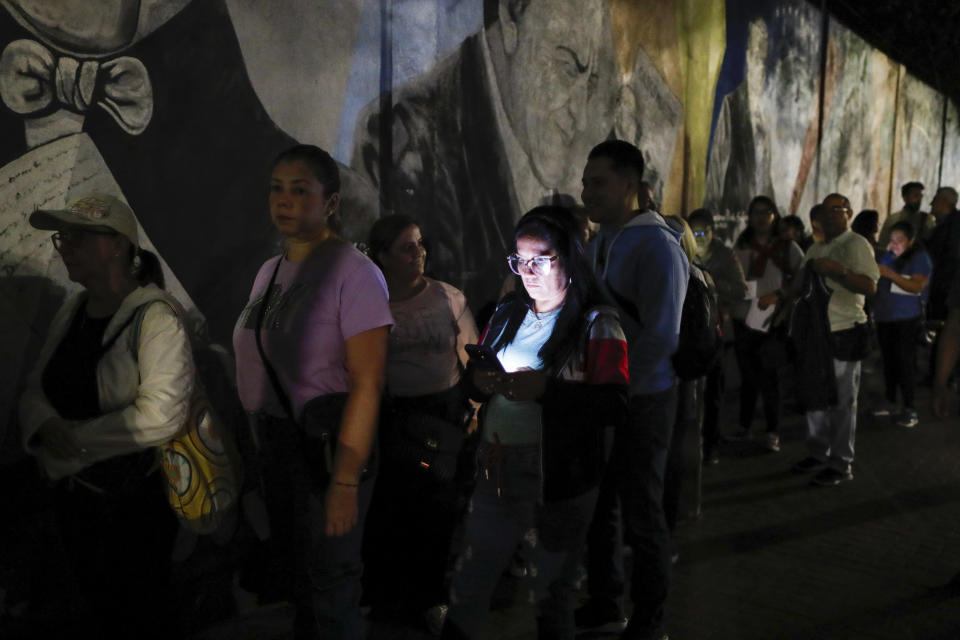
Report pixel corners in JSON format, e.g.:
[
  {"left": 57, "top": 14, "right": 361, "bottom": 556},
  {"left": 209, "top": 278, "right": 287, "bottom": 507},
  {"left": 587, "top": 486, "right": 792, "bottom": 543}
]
[{"left": 0, "top": 38, "right": 152, "bottom": 135}]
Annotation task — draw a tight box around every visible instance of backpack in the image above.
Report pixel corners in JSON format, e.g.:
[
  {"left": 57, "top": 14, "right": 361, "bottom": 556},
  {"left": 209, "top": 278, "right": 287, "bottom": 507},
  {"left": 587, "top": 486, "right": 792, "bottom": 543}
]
[
  {"left": 671, "top": 266, "right": 722, "bottom": 381},
  {"left": 129, "top": 301, "right": 244, "bottom": 534}
]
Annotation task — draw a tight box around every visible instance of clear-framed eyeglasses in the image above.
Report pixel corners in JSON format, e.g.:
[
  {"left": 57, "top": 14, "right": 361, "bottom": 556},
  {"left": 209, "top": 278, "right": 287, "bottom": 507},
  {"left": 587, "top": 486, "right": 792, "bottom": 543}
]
[{"left": 507, "top": 253, "right": 558, "bottom": 276}]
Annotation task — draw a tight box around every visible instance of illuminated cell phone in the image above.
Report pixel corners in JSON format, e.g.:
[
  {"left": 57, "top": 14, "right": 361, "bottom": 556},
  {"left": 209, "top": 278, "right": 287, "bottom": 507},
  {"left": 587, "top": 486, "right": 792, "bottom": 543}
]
[{"left": 465, "top": 344, "right": 504, "bottom": 372}]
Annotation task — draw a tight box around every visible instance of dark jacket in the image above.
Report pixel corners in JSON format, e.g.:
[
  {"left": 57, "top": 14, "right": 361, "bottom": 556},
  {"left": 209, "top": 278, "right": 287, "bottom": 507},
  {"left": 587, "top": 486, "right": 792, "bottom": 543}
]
[
  {"left": 789, "top": 264, "right": 838, "bottom": 411},
  {"left": 926, "top": 210, "right": 960, "bottom": 321},
  {"left": 465, "top": 297, "right": 629, "bottom": 502}
]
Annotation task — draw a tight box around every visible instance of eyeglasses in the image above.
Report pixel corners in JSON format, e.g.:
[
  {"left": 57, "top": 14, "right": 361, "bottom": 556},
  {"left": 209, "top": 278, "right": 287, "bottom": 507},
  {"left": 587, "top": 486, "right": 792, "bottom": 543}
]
[
  {"left": 692, "top": 230, "right": 709, "bottom": 238},
  {"left": 507, "top": 253, "right": 558, "bottom": 276},
  {"left": 51, "top": 228, "right": 117, "bottom": 250}
]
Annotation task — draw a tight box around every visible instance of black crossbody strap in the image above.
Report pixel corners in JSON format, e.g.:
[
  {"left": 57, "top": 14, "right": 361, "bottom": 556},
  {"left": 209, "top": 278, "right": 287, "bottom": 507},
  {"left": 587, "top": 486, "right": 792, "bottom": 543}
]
[{"left": 253, "top": 257, "right": 297, "bottom": 422}]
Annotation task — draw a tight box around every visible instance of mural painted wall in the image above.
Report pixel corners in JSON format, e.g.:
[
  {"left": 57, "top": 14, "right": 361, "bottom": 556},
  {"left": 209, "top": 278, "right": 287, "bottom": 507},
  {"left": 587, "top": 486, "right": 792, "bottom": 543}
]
[
  {"left": 1, "top": 0, "right": 959, "bottom": 441},
  {"left": 705, "top": 0, "right": 823, "bottom": 242},
  {"left": 815, "top": 18, "right": 898, "bottom": 217}
]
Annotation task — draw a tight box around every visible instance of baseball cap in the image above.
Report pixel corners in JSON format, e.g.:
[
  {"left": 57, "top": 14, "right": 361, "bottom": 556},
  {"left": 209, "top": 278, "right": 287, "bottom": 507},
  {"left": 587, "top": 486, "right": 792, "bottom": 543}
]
[{"left": 29, "top": 194, "right": 139, "bottom": 247}]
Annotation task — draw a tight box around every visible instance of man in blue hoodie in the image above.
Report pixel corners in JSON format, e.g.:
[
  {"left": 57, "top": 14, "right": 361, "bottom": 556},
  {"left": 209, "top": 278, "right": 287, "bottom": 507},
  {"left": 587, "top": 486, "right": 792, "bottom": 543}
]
[{"left": 576, "top": 140, "right": 688, "bottom": 640}]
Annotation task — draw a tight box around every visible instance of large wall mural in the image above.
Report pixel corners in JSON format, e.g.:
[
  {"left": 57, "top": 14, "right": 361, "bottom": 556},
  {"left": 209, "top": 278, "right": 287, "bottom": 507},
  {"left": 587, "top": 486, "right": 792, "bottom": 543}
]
[
  {"left": 892, "top": 71, "right": 945, "bottom": 202},
  {"left": 1, "top": 0, "right": 959, "bottom": 443},
  {"left": 815, "top": 18, "right": 898, "bottom": 215},
  {"left": 705, "top": 0, "right": 823, "bottom": 243}
]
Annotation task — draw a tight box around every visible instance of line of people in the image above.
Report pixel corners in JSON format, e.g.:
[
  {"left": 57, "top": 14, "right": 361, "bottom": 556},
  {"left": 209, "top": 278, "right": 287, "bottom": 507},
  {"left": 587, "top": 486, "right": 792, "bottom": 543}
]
[{"left": 17, "top": 139, "right": 960, "bottom": 640}]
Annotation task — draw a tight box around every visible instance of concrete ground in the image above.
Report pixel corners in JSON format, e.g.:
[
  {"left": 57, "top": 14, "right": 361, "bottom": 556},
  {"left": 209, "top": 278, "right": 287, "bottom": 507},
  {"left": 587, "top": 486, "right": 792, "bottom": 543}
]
[{"left": 3, "top": 349, "right": 960, "bottom": 639}]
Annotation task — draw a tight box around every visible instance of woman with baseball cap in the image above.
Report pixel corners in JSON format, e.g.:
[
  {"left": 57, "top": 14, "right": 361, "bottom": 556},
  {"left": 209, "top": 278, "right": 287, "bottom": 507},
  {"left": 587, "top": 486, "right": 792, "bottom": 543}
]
[{"left": 19, "top": 193, "right": 194, "bottom": 638}]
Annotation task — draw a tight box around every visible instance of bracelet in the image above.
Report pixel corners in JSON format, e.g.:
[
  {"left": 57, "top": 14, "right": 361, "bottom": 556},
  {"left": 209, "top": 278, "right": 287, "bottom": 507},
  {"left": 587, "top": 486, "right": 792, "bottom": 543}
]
[{"left": 333, "top": 480, "right": 359, "bottom": 488}]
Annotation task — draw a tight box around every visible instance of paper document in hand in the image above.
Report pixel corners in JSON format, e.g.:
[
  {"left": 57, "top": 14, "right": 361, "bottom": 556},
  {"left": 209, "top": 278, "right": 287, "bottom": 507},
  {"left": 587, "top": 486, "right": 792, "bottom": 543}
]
[{"left": 745, "top": 296, "right": 776, "bottom": 333}]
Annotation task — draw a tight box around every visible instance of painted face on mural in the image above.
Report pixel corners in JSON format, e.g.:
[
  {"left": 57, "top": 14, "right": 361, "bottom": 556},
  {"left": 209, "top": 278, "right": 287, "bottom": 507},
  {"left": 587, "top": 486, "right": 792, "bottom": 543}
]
[
  {"left": 514, "top": 234, "right": 568, "bottom": 312},
  {"left": 379, "top": 224, "right": 426, "bottom": 282},
  {"left": 580, "top": 156, "right": 636, "bottom": 228},
  {"left": 499, "top": 0, "right": 605, "bottom": 187},
  {"left": 1, "top": 0, "right": 191, "bottom": 53},
  {"left": 269, "top": 160, "right": 338, "bottom": 243}
]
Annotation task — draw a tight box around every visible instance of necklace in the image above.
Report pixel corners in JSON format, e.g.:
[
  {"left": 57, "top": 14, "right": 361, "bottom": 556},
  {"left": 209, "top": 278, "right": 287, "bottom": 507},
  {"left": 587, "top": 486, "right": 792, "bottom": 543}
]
[{"left": 532, "top": 306, "right": 559, "bottom": 330}]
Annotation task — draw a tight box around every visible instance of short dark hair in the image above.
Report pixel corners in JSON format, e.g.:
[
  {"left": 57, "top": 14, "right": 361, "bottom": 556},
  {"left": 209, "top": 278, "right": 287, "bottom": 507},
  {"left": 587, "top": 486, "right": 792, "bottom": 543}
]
[
  {"left": 368, "top": 214, "right": 420, "bottom": 270},
  {"left": 851, "top": 209, "right": 879, "bottom": 237},
  {"left": 901, "top": 181, "right": 924, "bottom": 198},
  {"left": 780, "top": 214, "right": 805, "bottom": 235},
  {"left": 890, "top": 220, "right": 916, "bottom": 240},
  {"left": 809, "top": 204, "right": 827, "bottom": 222},
  {"left": 822, "top": 193, "right": 851, "bottom": 210},
  {"left": 687, "top": 208, "right": 715, "bottom": 229},
  {"left": 272, "top": 144, "right": 340, "bottom": 197},
  {"left": 587, "top": 140, "right": 645, "bottom": 184}
]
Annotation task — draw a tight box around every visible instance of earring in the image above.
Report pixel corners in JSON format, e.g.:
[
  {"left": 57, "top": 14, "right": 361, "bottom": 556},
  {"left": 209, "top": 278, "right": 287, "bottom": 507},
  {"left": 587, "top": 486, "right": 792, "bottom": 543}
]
[{"left": 130, "top": 253, "right": 142, "bottom": 275}]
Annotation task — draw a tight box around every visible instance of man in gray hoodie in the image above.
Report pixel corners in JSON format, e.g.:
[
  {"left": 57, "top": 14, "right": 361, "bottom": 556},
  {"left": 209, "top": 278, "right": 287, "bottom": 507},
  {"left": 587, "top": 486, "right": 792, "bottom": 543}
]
[{"left": 576, "top": 140, "right": 688, "bottom": 640}]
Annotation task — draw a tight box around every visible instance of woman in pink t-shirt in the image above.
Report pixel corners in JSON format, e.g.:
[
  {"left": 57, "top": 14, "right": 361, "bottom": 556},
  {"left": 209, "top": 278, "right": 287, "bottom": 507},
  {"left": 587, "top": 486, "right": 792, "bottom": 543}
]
[
  {"left": 362, "top": 214, "right": 479, "bottom": 630},
  {"left": 233, "top": 145, "right": 392, "bottom": 638}
]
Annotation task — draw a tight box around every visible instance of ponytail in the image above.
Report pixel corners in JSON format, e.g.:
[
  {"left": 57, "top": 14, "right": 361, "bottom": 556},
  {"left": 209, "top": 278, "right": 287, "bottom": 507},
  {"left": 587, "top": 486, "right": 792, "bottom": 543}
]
[{"left": 128, "top": 245, "right": 165, "bottom": 288}]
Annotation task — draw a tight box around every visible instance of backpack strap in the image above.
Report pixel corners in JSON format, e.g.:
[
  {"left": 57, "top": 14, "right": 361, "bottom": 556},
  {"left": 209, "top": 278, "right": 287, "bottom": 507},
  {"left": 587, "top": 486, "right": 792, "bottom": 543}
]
[{"left": 124, "top": 301, "right": 170, "bottom": 365}]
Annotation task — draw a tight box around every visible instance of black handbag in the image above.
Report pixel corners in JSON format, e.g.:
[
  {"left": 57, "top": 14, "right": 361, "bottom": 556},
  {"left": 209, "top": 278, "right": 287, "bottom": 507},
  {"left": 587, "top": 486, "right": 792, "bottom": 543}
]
[
  {"left": 252, "top": 258, "right": 372, "bottom": 491},
  {"left": 382, "top": 385, "right": 473, "bottom": 482}
]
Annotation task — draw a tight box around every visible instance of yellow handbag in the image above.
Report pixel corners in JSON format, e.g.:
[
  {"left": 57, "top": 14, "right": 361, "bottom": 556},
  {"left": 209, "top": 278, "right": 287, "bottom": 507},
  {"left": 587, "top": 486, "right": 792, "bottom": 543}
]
[{"left": 131, "top": 302, "right": 243, "bottom": 534}]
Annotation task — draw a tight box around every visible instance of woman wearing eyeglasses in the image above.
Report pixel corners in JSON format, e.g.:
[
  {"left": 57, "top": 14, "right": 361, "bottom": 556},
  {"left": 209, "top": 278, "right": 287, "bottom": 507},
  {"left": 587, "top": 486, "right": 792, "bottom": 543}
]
[
  {"left": 442, "top": 206, "right": 629, "bottom": 640},
  {"left": 19, "top": 194, "right": 192, "bottom": 639}
]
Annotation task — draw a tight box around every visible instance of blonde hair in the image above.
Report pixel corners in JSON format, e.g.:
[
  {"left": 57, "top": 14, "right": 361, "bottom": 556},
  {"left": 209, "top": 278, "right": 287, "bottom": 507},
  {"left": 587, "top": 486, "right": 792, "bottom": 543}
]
[{"left": 666, "top": 214, "right": 696, "bottom": 264}]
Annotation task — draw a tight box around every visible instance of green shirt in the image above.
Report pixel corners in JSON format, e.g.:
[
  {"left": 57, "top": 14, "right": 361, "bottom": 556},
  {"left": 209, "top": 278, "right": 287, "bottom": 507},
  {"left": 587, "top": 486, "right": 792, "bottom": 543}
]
[{"left": 802, "top": 230, "right": 880, "bottom": 332}]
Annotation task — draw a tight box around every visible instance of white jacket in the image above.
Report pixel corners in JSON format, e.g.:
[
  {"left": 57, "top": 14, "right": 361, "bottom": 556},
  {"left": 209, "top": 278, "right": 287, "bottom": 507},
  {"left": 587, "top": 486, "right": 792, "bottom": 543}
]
[{"left": 20, "top": 285, "right": 195, "bottom": 481}]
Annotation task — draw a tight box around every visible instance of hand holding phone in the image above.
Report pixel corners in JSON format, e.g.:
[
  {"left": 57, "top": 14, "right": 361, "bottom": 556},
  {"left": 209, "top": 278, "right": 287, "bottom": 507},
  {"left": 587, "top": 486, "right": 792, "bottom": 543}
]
[{"left": 465, "top": 344, "right": 504, "bottom": 373}]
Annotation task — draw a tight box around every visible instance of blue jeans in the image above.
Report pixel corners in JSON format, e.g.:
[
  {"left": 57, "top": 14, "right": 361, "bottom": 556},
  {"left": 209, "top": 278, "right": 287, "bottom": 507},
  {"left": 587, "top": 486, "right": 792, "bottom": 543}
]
[
  {"left": 254, "top": 415, "right": 375, "bottom": 640},
  {"left": 445, "top": 442, "right": 598, "bottom": 640},
  {"left": 585, "top": 387, "right": 677, "bottom": 639}
]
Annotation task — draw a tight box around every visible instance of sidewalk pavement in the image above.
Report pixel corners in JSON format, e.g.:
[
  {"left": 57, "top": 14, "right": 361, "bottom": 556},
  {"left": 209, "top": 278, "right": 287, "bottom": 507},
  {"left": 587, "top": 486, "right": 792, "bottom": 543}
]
[{"left": 4, "top": 350, "right": 960, "bottom": 639}]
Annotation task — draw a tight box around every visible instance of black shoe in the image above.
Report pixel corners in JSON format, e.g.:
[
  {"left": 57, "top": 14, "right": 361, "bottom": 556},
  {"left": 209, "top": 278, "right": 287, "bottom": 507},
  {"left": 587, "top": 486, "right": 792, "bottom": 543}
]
[
  {"left": 811, "top": 466, "right": 853, "bottom": 486},
  {"left": 791, "top": 456, "right": 826, "bottom": 473},
  {"left": 574, "top": 600, "right": 628, "bottom": 634}
]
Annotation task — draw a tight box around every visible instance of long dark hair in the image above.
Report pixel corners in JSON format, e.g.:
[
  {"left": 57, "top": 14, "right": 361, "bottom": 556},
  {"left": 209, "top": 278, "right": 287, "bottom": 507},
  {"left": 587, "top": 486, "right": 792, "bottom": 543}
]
[
  {"left": 492, "top": 206, "right": 607, "bottom": 374},
  {"left": 735, "top": 195, "right": 780, "bottom": 248},
  {"left": 890, "top": 220, "right": 920, "bottom": 271}
]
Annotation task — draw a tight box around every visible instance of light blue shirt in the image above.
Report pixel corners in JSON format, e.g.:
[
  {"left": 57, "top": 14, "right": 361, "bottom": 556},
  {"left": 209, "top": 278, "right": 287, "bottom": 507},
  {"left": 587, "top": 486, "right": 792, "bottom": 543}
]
[{"left": 484, "top": 307, "right": 560, "bottom": 444}]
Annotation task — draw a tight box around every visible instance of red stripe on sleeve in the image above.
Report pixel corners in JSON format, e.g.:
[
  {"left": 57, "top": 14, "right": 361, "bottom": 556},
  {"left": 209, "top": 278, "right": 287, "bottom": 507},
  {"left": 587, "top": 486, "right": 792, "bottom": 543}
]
[{"left": 587, "top": 337, "right": 630, "bottom": 385}]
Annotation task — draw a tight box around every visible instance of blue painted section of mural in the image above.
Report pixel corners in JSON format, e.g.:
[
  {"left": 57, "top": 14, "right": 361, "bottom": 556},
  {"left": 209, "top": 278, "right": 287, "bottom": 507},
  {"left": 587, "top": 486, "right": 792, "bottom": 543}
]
[
  {"left": 335, "top": 0, "right": 481, "bottom": 161},
  {"left": 709, "top": 0, "right": 787, "bottom": 159}
]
